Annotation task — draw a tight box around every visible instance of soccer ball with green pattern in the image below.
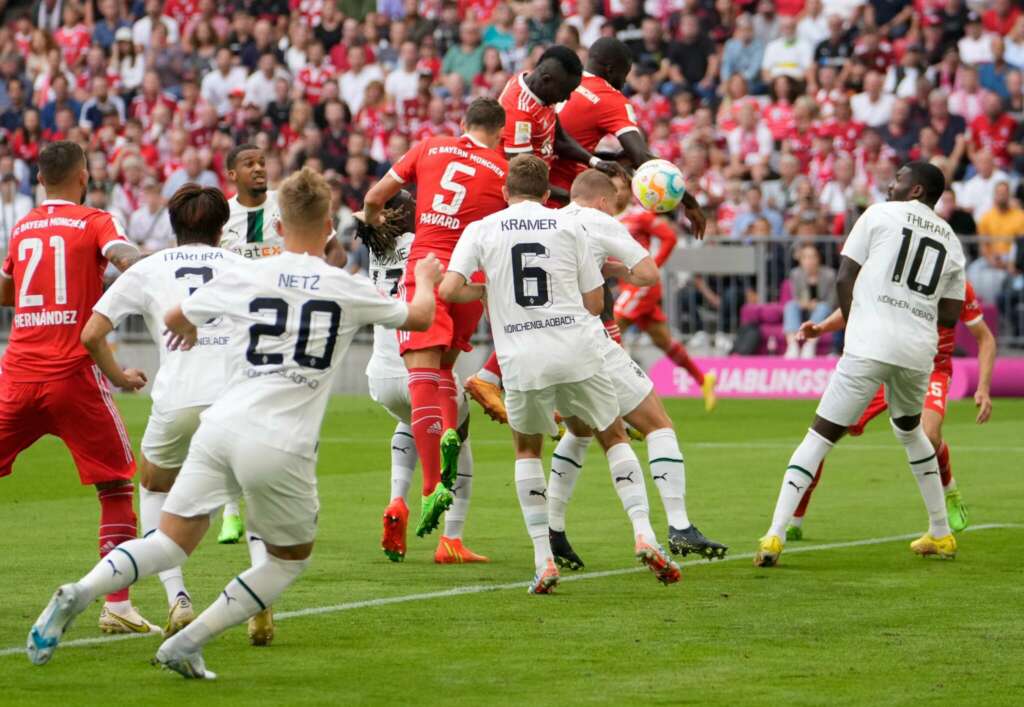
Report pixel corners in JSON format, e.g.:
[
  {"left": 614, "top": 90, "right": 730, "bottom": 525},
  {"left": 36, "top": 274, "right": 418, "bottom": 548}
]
[{"left": 631, "top": 159, "right": 686, "bottom": 213}]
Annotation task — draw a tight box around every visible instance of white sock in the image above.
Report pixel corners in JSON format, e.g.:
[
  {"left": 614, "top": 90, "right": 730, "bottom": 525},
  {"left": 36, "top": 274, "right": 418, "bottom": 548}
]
[
  {"left": 75, "top": 531, "right": 187, "bottom": 608},
  {"left": 607, "top": 442, "right": 655, "bottom": 544},
  {"left": 223, "top": 501, "right": 240, "bottom": 518},
  {"left": 246, "top": 531, "right": 268, "bottom": 567},
  {"left": 166, "top": 555, "right": 309, "bottom": 655},
  {"left": 389, "top": 423, "right": 416, "bottom": 502},
  {"left": 645, "top": 428, "right": 690, "bottom": 529},
  {"left": 140, "top": 487, "right": 188, "bottom": 605},
  {"left": 515, "top": 458, "right": 552, "bottom": 568},
  {"left": 767, "top": 429, "right": 833, "bottom": 540},
  {"left": 444, "top": 439, "right": 473, "bottom": 539},
  {"left": 548, "top": 432, "right": 591, "bottom": 532},
  {"left": 789, "top": 515, "right": 803, "bottom": 528},
  {"left": 892, "top": 422, "right": 951, "bottom": 537},
  {"left": 475, "top": 368, "right": 501, "bottom": 386}
]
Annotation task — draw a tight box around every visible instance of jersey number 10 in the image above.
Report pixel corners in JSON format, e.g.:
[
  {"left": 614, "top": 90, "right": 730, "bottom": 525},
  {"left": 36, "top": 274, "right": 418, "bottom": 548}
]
[{"left": 891, "top": 227, "right": 947, "bottom": 297}]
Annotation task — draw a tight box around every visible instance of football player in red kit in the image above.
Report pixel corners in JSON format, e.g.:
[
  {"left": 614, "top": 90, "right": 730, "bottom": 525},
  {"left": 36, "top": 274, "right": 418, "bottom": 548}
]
[
  {"left": 0, "top": 141, "right": 158, "bottom": 634},
  {"left": 467, "top": 39, "right": 713, "bottom": 418},
  {"left": 786, "top": 282, "right": 995, "bottom": 539},
  {"left": 359, "top": 98, "right": 508, "bottom": 548}
]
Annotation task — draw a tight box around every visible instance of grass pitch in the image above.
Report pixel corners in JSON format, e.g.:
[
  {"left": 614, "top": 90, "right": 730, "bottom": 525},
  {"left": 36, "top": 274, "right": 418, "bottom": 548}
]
[{"left": 0, "top": 395, "right": 1021, "bottom": 706}]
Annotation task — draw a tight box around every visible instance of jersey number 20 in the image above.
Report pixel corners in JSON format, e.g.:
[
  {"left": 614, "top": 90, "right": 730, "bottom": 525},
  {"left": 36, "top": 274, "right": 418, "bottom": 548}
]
[
  {"left": 247, "top": 298, "right": 341, "bottom": 370},
  {"left": 891, "top": 227, "right": 947, "bottom": 297}
]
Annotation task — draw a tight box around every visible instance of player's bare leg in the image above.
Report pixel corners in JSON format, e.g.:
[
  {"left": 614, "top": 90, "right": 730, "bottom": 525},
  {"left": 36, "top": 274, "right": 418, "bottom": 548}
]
[
  {"left": 382, "top": 422, "right": 416, "bottom": 562},
  {"left": 513, "top": 431, "right": 559, "bottom": 594},
  {"left": 436, "top": 417, "right": 489, "bottom": 564},
  {"left": 466, "top": 351, "right": 508, "bottom": 423},
  {"left": 95, "top": 478, "right": 159, "bottom": 634},
  {"left": 623, "top": 392, "right": 727, "bottom": 559},
  {"left": 139, "top": 458, "right": 194, "bottom": 636},
  {"left": 404, "top": 347, "right": 454, "bottom": 537},
  {"left": 636, "top": 319, "right": 717, "bottom": 413},
  {"left": 923, "top": 409, "right": 967, "bottom": 532},
  {"left": 217, "top": 500, "right": 244, "bottom": 544}
]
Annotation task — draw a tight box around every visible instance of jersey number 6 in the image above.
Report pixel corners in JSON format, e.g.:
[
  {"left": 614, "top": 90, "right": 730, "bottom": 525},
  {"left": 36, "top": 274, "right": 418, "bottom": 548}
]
[
  {"left": 247, "top": 297, "right": 341, "bottom": 370},
  {"left": 512, "top": 242, "right": 551, "bottom": 308}
]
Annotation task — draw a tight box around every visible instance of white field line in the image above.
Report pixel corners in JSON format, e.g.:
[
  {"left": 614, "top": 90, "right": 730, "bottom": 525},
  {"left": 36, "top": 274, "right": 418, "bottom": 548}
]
[{"left": 1, "top": 522, "right": 1020, "bottom": 659}]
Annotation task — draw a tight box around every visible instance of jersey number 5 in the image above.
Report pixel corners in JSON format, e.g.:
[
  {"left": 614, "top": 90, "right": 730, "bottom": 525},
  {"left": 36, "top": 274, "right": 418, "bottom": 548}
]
[
  {"left": 891, "top": 227, "right": 947, "bottom": 297},
  {"left": 431, "top": 162, "right": 476, "bottom": 216},
  {"left": 512, "top": 242, "right": 551, "bottom": 308},
  {"left": 247, "top": 298, "right": 341, "bottom": 370}
]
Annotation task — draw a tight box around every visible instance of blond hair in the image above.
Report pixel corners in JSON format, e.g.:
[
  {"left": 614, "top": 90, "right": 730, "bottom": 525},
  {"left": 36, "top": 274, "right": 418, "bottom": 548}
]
[
  {"left": 570, "top": 169, "right": 616, "bottom": 202},
  {"left": 506, "top": 154, "right": 549, "bottom": 199},
  {"left": 278, "top": 167, "right": 332, "bottom": 233}
]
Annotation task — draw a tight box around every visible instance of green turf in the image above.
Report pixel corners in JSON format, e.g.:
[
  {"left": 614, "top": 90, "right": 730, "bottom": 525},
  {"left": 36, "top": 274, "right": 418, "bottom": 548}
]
[{"left": 1, "top": 395, "right": 1022, "bottom": 706}]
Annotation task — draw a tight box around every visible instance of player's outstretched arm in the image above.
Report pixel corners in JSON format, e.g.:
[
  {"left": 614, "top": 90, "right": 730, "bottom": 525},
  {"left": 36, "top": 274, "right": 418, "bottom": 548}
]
[
  {"left": 554, "top": 119, "right": 622, "bottom": 177},
  {"left": 835, "top": 256, "right": 862, "bottom": 323},
  {"left": 969, "top": 318, "right": 996, "bottom": 423},
  {"left": 936, "top": 297, "right": 964, "bottom": 329},
  {"left": 163, "top": 305, "right": 198, "bottom": 351},
  {"left": 401, "top": 254, "right": 444, "bottom": 331},
  {"left": 105, "top": 242, "right": 142, "bottom": 273},
  {"left": 439, "top": 271, "right": 485, "bottom": 304},
  {"left": 80, "top": 313, "right": 148, "bottom": 391},
  {"left": 623, "top": 256, "right": 659, "bottom": 287},
  {"left": 797, "top": 308, "right": 846, "bottom": 342},
  {"left": 361, "top": 174, "right": 403, "bottom": 227}
]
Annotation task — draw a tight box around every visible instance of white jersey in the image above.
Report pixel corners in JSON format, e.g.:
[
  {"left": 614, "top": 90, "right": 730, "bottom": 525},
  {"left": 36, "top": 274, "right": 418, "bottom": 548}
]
[
  {"left": 181, "top": 251, "right": 409, "bottom": 458},
  {"left": 365, "top": 232, "right": 413, "bottom": 380},
  {"left": 448, "top": 199, "right": 605, "bottom": 391},
  {"left": 93, "top": 245, "right": 248, "bottom": 411},
  {"left": 221, "top": 191, "right": 283, "bottom": 259},
  {"left": 841, "top": 200, "right": 966, "bottom": 371}
]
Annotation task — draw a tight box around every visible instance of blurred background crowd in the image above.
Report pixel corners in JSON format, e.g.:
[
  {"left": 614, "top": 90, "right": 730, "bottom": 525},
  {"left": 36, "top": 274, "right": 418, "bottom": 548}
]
[{"left": 0, "top": 0, "right": 1023, "bottom": 351}]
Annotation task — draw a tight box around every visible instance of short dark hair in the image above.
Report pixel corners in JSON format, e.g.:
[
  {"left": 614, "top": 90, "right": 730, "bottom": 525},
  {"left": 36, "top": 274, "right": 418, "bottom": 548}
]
[
  {"left": 38, "top": 141, "right": 85, "bottom": 187},
  {"left": 464, "top": 97, "right": 505, "bottom": 132},
  {"left": 588, "top": 38, "right": 632, "bottom": 73},
  {"left": 538, "top": 45, "right": 583, "bottom": 77},
  {"left": 227, "top": 143, "right": 261, "bottom": 170},
  {"left": 905, "top": 160, "right": 946, "bottom": 206},
  {"left": 506, "top": 154, "right": 549, "bottom": 199},
  {"left": 168, "top": 184, "right": 230, "bottom": 246}
]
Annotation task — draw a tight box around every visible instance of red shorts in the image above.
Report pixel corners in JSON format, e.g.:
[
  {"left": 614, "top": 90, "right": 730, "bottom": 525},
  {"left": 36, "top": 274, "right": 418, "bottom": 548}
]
[
  {"left": 614, "top": 284, "right": 666, "bottom": 329},
  {"left": 848, "top": 371, "right": 950, "bottom": 436},
  {"left": 0, "top": 364, "right": 136, "bottom": 485},
  {"left": 398, "top": 266, "right": 484, "bottom": 355}
]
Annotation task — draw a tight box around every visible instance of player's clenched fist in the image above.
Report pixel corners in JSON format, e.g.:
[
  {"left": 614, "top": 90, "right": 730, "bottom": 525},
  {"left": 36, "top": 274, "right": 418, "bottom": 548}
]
[
  {"left": 115, "top": 368, "right": 148, "bottom": 392},
  {"left": 415, "top": 253, "right": 445, "bottom": 286}
]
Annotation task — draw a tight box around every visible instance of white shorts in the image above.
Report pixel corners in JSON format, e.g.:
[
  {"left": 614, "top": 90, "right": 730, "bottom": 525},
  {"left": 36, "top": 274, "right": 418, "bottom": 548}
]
[
  {"left": 368, "top": 375, "right": 469, "bottom": 426},
  {"left": 817, "top": 353, "right": 929, "bottom": 427},
  {"left": 164, "top": 421, "right": 319, "bottom": 546},
  {"left": 602, "top": 344, "right": 654, "bottom": 417},
  {"left": 141, "top": 405, "right": 206, "bottom": 469},
  {"left": 506, "top": 373, "right": 620, "bottom": 437}
]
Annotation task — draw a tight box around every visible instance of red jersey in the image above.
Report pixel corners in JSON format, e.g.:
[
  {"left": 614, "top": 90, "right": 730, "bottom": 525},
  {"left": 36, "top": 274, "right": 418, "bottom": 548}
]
[
  {"left": 1, "top": 201, "right": 131, "bottom": 382},
  {"left": 763, "top": 101, "right": 795, "bottom": 141},
  {"left": 550, "top": 72, "right": 641, "bottom": 191},
  {"left": 388, "top": 134, "right": 508, "bottom": 263},
  {"left": 54, "top": 24, "right": 90, "bottom": 68},
  {"left": 130, "top": 92, "right": 177, "bottom": 129},
  {"left": 933, "top": 282, "right": 983, "bottom": 376},
  {"left": 969, "top": 113, "right": 1016, "bottom": 167},
  {"left": 818, "top": 118, "right": 865, "bottom": 154},
  {"left": 499, "top": 72, "right": 558, "bottom": 164},
  {"left": 620, "top": 207, "right": 677, "bottom": 267},
  {"left": 628, "top": 92, "right": 671, "bottom": 135},
  {"left": 296, "top": 63, "right": 336, "bottom": 105}
]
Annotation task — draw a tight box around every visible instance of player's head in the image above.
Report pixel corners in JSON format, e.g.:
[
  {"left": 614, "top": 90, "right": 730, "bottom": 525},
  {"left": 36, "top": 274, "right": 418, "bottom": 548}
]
[
  {"left": 504, "top": 154, "right": 550, "bottom": 204},
  {"left": 463, "top": 97, "right": 506, "bottom": 149},
  {"left": 168, "top": 184, "right": 230, "bottom": 247},
  {"left": 570, "top": 169, "right": 618, "bottom": 215},
  {"left": 587, "top": 37, "right": 633, "bottom": 90},
  {"left": 530, "top": 45, "right": 583, "bottom": 105},
  {"left": 277, "top": 166, "right": 333, "bottom": 246},
  {"left": 887, "top": 161, "right": 945, "bottom": 208},
  {"left": 227, "top": 143, "right": 267, "bottom": 197},
  {"left": 607, "top": 170, "right": 632, "bottom": 213},
  {"left": 385, "top": 189, "right": 415, "bottom": 235},
  {"left": 38, "top": 140, "right": 88, "bottom": 203}
]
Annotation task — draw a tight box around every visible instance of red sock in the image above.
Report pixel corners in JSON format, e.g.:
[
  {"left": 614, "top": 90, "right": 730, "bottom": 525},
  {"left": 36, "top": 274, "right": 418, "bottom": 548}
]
[
  {"left": 408, "top": 368, "right": 442, "bottom": 494},
  {"left": 667, "top": 340, "right": 704, "bottom": 385},
  {"left": 98, "top": 484, "right": 137, "bottom": 603},
  {"left": 937, "top": 442, "right": 953, "bottom": 488},
  {"left": 793, "top": 462, "right": 824, "bottom": 519},
  {"left": 604, "top": 319, "right": 622, "bottom": 344},
  {"left": 483, "top": 351, "right": 502, "bottom": 378},
  {"left": 438, "top": 367, "right": 459, "bottom": 431}
]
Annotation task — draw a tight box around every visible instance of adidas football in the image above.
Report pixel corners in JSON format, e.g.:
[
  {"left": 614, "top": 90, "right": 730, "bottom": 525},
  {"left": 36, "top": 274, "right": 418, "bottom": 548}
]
[{"left": 631, "top": 159, "right": 686, "bottom": 213}]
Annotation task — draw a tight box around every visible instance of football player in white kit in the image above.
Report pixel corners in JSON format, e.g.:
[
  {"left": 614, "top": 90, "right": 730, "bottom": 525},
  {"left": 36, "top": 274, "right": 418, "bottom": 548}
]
[
  {"left": 363, "top": 191, "right": 487, "bottom": 564},
  {"left": 28, "top": 168, "right": 444, "bottom": 678},
  {"left": 755, "top": 161, "right": 967, "bottom": 567},
  {"left": 216, "top": 144, "right": 346, "bottom": 546},
  {"left": 539, "top": 171, "right": 729, "bottom": 571},
  {"left": 440, "top": 155, "right": 681, "bottom": 594},
  {"left": 80, "top": 185, "right": 246, "bottom": 638}
]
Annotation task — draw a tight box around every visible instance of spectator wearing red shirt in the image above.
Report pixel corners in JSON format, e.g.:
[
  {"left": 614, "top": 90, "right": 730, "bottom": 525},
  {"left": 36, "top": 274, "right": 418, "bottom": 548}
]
[
  {"left": 129, "top": 71, "right": 178, "bottom": 130},
  {"left": 413, "top": 96, "right": 459, "bottom": 140},
  {"left": 54, "top": 4, "right": 91, "bottom": 69},
  {"left": 853, "top": 28, "right": 894, "bottom": 73},
  {"left": 296, "top": 41, "right": 337, "bottom": 105},
  {"left": 164, "top": 0, "right": 200, "bottom": 29},
  {"left": 817, "top": 97, "right": 865, "bottom": 154},
  {"left": 11, "top": 108, "right": 43, "bottom": 165},
  {"left": 983, "top": 0, "right": 1021, "bottom": 36},
  {"left": 629, "top": 70, "right": 671, "bottom": 135},
  {"left": 969, "top": 90, "right": 1018, "bottom": 169},
  {"left": 763, "top": 76, "right": 797, "bottom": 141}
]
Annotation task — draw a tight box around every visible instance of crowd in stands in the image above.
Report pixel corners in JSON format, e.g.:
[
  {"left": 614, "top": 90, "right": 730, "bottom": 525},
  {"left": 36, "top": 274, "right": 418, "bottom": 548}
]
[{"left": 1, "top": 0, "right": 1023, "bottom": 346}]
